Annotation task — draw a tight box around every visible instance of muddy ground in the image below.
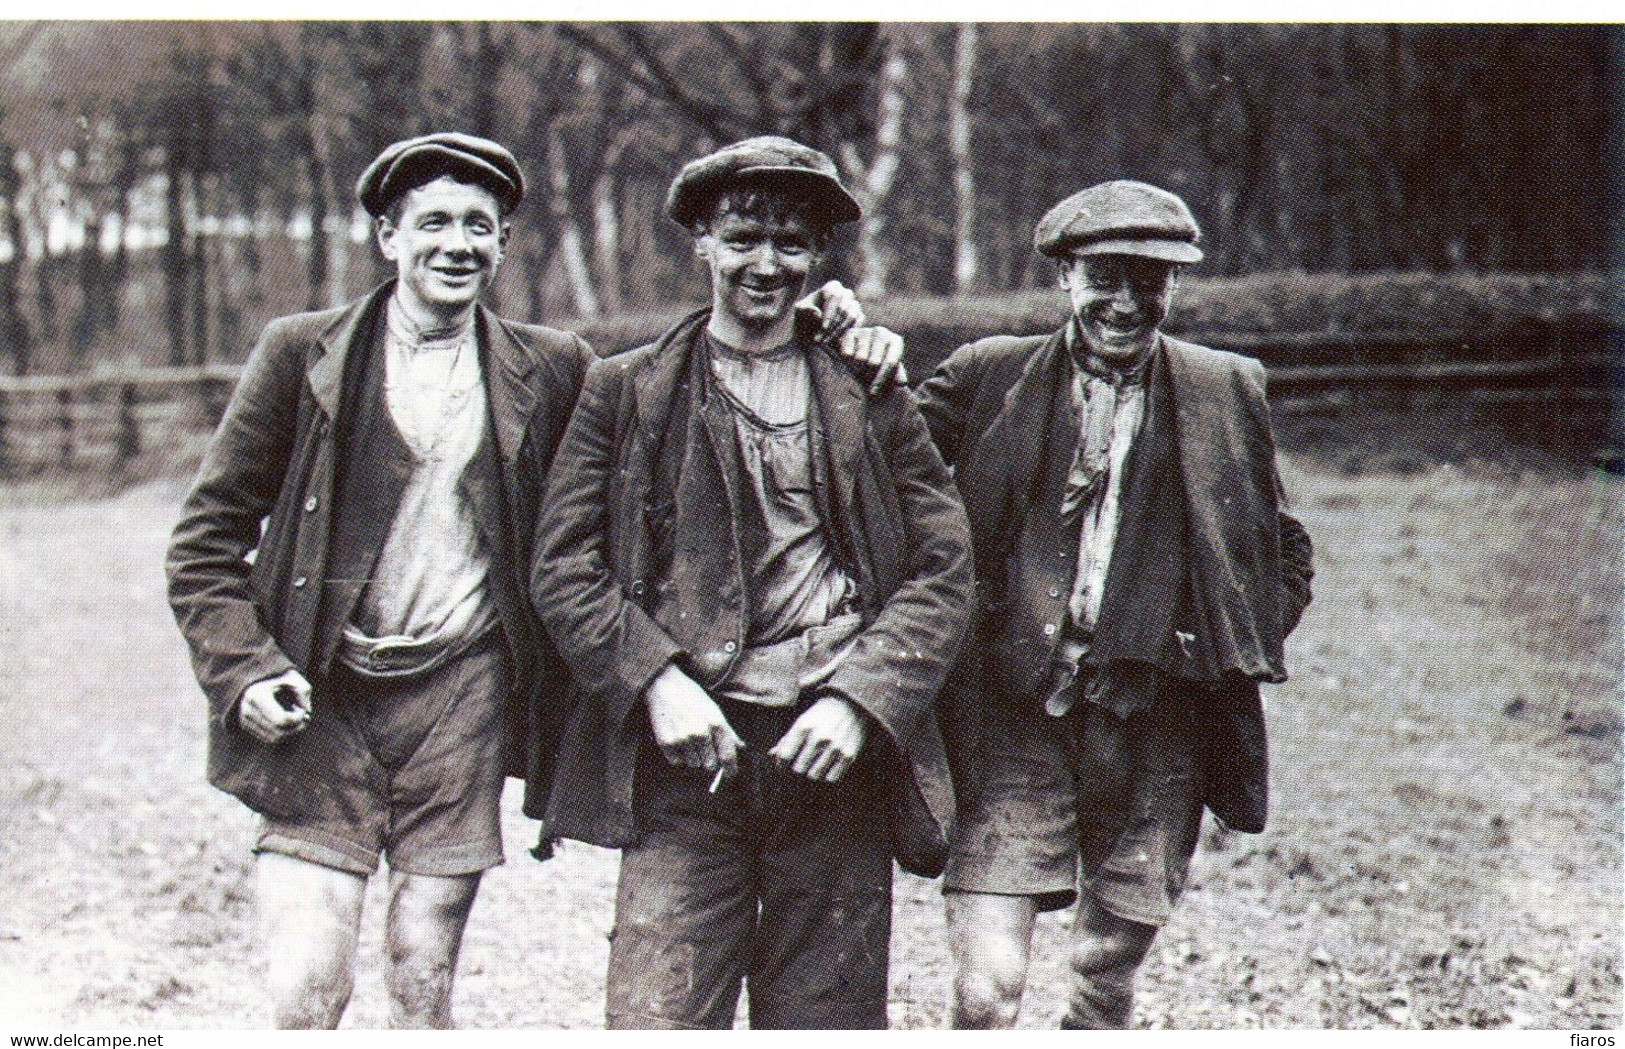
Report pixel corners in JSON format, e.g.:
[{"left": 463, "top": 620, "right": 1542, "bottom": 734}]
[{"left": 0, "top": 454, "right": 1619, "bottom": 1029}]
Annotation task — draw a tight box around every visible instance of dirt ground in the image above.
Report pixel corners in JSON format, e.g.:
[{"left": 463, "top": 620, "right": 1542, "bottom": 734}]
[{"left": 0, "top": 453, "right": 1619, "bottom": 1029}]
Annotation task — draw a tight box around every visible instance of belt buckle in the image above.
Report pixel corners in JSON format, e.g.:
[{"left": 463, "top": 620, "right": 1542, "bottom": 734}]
[{"left": 368, "top": 639, "right": 411, "bottom": 675}]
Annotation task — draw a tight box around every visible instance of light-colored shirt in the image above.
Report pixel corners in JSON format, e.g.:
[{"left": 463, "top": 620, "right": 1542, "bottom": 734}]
[
  {"left": 707, "top": 334, "right": 856, "bottom": 649},
  {"left": 1063, "top": 330, "right": 1149, "bottom": 636},
  {"left": 346, "top": 299, "right": 496, "bottom": 657}
]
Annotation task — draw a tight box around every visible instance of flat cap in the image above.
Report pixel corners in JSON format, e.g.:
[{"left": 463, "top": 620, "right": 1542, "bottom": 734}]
[
  {"left": 666, "top": 135, "right": 861, "bottom": 228},
  {"left": 1034, "top": 180, "right": 1203, "bottom": 263},
  {"left": 357, "top": 132, "right": 524, "bottom": 217}
]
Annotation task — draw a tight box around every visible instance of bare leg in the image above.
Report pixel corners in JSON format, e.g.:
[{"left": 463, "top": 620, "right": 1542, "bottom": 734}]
[
  {"left": 1060, "top": 898, "right": 1158, "bottom": 1029},
  {"left": 255, "top": 853, "right": 366, "bottom": 1029},
  {"left": 384, "top": 870, "right": 482, "bottom": 1029},
  {"left": 945, "top": 891, "right": 1040, "bottom": 1029}
]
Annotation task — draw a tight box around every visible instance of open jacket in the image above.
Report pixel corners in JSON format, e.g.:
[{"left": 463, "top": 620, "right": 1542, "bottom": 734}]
[
  {"left": 166, "top": 282, "right": 595, "bottom": 822},
  {"left": 916, "top": 330, "right": 1314, "bottom": 832},
  {"left": 532, "top": 309, "right": 974, "bottom": 876}
]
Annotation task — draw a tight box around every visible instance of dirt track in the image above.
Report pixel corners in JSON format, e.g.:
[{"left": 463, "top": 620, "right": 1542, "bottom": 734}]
[{"left": 0, "top": 457, "right": 1619, "bottom": 1029}]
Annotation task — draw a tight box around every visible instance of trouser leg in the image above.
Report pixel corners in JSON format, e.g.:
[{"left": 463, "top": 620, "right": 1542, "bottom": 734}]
[
  {"left": 605, "top": 746, "right": 757, "bottom": 1029},
  {"left": 746, "top": 743, "right": 894, "bottom": 1030}
]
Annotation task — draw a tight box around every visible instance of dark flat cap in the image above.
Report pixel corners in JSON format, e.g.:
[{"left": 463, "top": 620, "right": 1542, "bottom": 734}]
[
  {"left": 1034, "top": 180, "right": 1203, "bottom": 263},
  {"left": 666, "top": 135, "right": 861, "bottom": 228},
  {"left": 357, "top": 132, "right": 524, "bottom": 217}
]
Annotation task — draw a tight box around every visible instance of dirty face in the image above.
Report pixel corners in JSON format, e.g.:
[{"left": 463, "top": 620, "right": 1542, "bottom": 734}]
[
  {"left": 1059, "top": 253, "right": 1180, "bottom": 365},
  {"left": 696, "top": 208, "right": 824, "bottom": 333},
  {"left": 377, "top": 175, "right": 507, "bottom": 321}
]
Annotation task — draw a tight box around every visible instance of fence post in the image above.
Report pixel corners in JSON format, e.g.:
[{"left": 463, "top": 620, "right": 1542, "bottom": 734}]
[
  {"left": 116, "top": 380, "right": 140, "bottom": 467},
  {"left": 57, "top": 387, "right": 73, "bottom": 465}
]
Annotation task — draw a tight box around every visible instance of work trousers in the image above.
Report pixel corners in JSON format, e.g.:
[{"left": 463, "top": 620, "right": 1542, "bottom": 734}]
[{"left": 606, "top": 699, "right": 894, "bottom": 1029}]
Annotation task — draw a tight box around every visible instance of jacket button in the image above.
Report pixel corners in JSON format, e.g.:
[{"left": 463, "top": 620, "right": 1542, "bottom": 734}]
[
  {"left": 304, "top": 496, "right": 318, "bottom": 512},
  {"left": 1048, "top": 587, "right": 1061, "bottom": 599},
  {"left": 1042, "top": 623, "right": 1057, "bottom": 636},
  {"left": 723, "top": 640, "right": 737, "bottom": 653},
  {"left": 630, "top": 579, "right": 646, "bottom": 597},
  {"left": 293, "top": 576, "right": 308, "bottom": 588}
]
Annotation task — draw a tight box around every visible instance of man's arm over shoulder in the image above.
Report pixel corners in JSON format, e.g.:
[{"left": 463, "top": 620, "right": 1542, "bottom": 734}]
[
  {"left": 821, "top": 387, "right": 975, "bottom": 747},
  {"left": 531, "top": 353, "right": 683, "bottom": 707},
  {"left": 166, "top": 315, "right": 309, "bottom": 726},
  {"left": 913, "top": 335, "right": 1039, "bottom": 467}
]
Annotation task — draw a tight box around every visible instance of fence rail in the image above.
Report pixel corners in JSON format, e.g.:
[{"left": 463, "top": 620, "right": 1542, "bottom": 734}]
[{"left": 0, "top": 336, "right": 1615, "bottom": 476}]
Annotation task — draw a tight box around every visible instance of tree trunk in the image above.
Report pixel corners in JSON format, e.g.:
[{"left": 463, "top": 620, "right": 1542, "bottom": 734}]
[
  {"left": 306, "top": 151, "right": 330, "bottom": 313},
  {"left": 71, "top": 216, "right": 104, "bottom": 368},
  {"left": 839, "top": 49, "right": 908, "bottom": 300},
  {"left": 0, "top": 143, "right": 31, "bottom": 376},
  {"left": 163, "top": 135, "right": 189, "bottom": 367},
  {"left": 548, "top": 129, "right": 599, "bottom": 319},
  {"left": 951, "top": 23, "right": 979, "bottom": 294},
  {"left": 190, "top": 178, "right": 209, "bottom": 366}
]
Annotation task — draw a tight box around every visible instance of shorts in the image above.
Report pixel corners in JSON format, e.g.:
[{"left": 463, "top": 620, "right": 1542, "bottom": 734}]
[
  {"left": 254, "top": 637, "right": 510, "bottom": 877},
  {"left": 943, "top": 684, "right": 1205, "bottom": 927}
]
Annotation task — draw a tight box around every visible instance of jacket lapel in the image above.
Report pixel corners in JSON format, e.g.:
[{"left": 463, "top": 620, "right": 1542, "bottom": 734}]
[
  {"left": 477, "top": 306, "right": 538, "bottom": 470},
  {"left": 807, "top": 344, "right": 868, "bottom": 520},
  {"left": 632, "top": 309, "right": 708, "bottom": 450},
  {"left": 306, "top": 285, "right": 391, "bottom": 421}
]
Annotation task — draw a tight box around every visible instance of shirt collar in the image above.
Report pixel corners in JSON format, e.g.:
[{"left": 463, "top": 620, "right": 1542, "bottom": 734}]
[{"left": 1064, "top": 315, "right": 1151, "bottom": 388}]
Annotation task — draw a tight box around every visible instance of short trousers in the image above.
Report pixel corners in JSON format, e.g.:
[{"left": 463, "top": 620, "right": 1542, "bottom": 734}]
[
  {"left": 606, "top": 700, "right": 894, "bottom": 1030},
  {"left": 943, "top": 685, "right": 1205, "bottom": 927},
  {"left": 254, "top": 637, "right": 510, "bottom": 878}
]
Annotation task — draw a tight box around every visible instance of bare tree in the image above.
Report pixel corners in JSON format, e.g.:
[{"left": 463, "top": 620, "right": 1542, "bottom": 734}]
[{"left": 950, "top": 22, "right": 978, "bottom": 293}]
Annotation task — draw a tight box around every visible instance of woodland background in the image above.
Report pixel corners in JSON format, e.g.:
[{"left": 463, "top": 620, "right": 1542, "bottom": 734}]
[{"left": 0, "top": 22, "right": 1618, "bottom": 376}]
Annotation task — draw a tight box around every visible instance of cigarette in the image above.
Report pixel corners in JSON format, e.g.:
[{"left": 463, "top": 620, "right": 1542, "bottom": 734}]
[{"left": 708, "top": 767, "right": 727, "bottom": 793}]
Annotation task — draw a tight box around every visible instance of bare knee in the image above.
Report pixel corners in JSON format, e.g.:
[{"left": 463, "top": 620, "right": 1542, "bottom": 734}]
[
  {"left": 953, "top": 944, "right": 1029, "bottom": 1029},
  {"left": 269, "top": 966, "right": 354, "bottom": 1030},
  {"left": 1069, "top": 922, "right": 1153, "bottom": 979},
  {"left": 256, "top": 854, "right": 365, "bottom": 1029},
  {"left": 386, "top": 872, "right": 482, "bottom": 1028},
  {"left": 1062, "top": 909, "right": 1157, "bottom": 1030},
  {"left": 946, "top": 893, "right": 1038, "bottom": 1030}
]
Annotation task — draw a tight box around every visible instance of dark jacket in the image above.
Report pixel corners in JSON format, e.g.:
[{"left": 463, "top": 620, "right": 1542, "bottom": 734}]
[
  {"left": 166, "top": 282, "right": 595, "bottom": 821},
  {"left": 532, "top": 309, "right": 975, "bottom": 876},
  {"left": 916, "top": 330, "right": 1314, "bottom": 832}
]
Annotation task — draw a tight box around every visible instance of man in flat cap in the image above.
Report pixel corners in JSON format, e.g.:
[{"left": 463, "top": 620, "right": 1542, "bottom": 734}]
[
  {"left": 534, "top": 135, "right": 974, "bottom": 1029},
  {"left": 914, "top": 180, "right": 1315, "bottom": 1028},
  {"left": 165, "top": 132, "right": 597, "bottom": 1027}
]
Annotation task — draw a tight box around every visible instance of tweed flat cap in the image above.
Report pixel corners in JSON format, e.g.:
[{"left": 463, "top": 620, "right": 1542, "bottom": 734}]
[
  {"left": 666, "top": 135, "right": 861, "bottom": 228},
  {"left": 357, "top": 132, "right": 524, "bottom": 217},
  {"left": 1034, "top": 180, "right": 1203, "bottom": 263}
]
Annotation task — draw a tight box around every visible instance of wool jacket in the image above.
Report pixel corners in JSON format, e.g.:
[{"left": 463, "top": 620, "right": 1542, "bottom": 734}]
[
  {"left": 166, "top": 282, "right": 595, "bottom": 822},
  {"left": 532, "top": 309, "right": 975, "bottom": 876},
  {"left": 916, "top": 329, "right": 1314, "bottom": 832}
]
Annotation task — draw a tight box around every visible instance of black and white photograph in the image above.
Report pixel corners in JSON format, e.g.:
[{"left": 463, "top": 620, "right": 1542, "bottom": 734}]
[{"left": 0, "top": 18, "right": 1618, "bottom": 1033}]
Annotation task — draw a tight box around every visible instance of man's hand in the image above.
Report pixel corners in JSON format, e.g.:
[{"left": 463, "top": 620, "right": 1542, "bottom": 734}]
[
  {"left": 238, "top": 669, "right": 312, "bottom": 743},
  {"left": 645, "top": 663, "right": 744, "bottom": 776},
  {"left": 770, "top": 695, "right": 869, "bottom": 783},
  {"left": 795, "top": 280, "right": 866, "bottom": 345},
  {"left": 837, "top": 325, "right": 909, "bottom": 394}
]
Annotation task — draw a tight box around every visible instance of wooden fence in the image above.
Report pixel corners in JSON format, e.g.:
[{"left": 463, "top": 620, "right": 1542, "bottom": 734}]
[{"left": 0, "top": 330, "right": 1615, "bottom": 476}]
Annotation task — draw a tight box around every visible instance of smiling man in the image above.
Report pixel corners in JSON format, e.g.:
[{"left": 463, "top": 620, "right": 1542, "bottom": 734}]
[
  {"left": 166, "top": 133, "right": 599, "bottom": 1027},
  {"left": 533, "top": 136, "right": 973, "bottom": 1029},
  {"left": 916, "top": 180, "right": 1315, "bottom": 1028}
]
